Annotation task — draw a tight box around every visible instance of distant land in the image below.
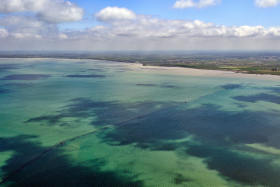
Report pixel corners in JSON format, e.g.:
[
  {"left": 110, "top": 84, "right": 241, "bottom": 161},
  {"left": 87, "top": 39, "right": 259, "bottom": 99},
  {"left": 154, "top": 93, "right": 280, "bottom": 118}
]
[{"left": 1, "top": 51, "right": 280, "bottom": 76}]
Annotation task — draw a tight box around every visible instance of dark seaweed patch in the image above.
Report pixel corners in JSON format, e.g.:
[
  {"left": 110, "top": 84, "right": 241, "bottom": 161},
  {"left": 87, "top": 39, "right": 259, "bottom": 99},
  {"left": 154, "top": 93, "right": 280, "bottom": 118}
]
[
  {"left": 160, "top": 85, "right": 176, "bottom": 88},
  {"left": 0, "top": 87, "right": 9, "bottom": 93},
  {"left": 101, "top": 104, "right": 279, "bottom": 147},
  {"left": 7, "top": 99, "right": 280, "bottom": 187},
  {"left": 87, "top": 69, "right": 106, "bottom": 72},
  {"left": 220, "top": 84, "right": 242, "bottom": 89},
  {"left": 136, "top": 84, "right": 177, "bottom": 89},
  {"left": 235, "top": 103, "right": 247, "bottom": 108},
  {"left": 115, "top": 68, "right": 134, "bottom": 72},
  {"left": 0, "top": 135, "right": 143, "bottom": 187},
  {"left": 136, "top": 84, "right": 157, "bottom": 87},
  {"left": 264, "top": 86, "right": 280, "bottom": 94},
  {"left": 25, "top": 98, "right": 176, "bottom": 127},
  {"left": 75, "top": 62, "right": 87, "bottom": 64},
  {"left": 0, "top": 74, "right": 51, "bottom": 81},
  {"left": 65, "top": 74, "right": 106, "bottom": 78},
  {"left": 25, "top": 114, "right": 67, "bottom": 124},
  {"left": 186, "top": 144, "right": 280, "bottom": 187},
  {"left": 22, "top": 98, "right": 280, "bottom": 186},
  {"left": 96, "top": 103, "right": 280, "bottom": 186},
  {"left": 0, "top": 135, "right": 43, "bottom": 175},
  {"left": 150, "top": 142, "right": 178, "bottom": 151},
  {"left": 4, "top": 83, "right": 34, "bottom": 87},
  {"left": 233, "top": 93, "right": 280, "bottom": 104},
  {"left": 0, "top": 64, "right": 19, "bottom": 71},
  {"left": 173, "top": 173, "right": 191, "bottom": 184}
]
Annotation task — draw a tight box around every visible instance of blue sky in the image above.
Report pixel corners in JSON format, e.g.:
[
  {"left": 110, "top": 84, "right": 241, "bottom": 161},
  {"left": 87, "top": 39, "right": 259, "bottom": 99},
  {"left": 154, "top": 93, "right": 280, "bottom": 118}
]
[
  {"left": 0, "top": 0, "right": 280, "bottom": 50},
  {"left": 65, "top": 0, "right": 280, "bottom": 29}
]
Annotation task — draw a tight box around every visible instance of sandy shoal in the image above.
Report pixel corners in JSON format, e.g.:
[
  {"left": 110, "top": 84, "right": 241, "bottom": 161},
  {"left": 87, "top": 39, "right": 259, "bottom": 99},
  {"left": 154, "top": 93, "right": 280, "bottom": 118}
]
[{"left": 128, "top": 63, "right": 280, "bottom": 81}]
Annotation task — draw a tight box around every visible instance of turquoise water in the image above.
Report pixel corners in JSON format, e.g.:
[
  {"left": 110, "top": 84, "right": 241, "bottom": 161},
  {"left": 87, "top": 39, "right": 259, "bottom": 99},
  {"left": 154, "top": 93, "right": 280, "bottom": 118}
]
[{"left": 1, "top": 58, "right": 280, "bottom": 186}]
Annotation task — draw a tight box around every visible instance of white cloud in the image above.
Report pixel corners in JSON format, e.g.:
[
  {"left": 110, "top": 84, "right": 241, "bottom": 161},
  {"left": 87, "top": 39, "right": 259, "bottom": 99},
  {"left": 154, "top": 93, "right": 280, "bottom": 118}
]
[
  {"left": 0, "top": 15, "right": 58, "bottom": 39},
  {"left": 1, "top": 6, "right": 280, "bottom": 41},
  {"left": 59, "top": 33, "right": 68, "bottom": 39},
  {"left": 90, "top": 10, "right": 277, "bottom": 39},
  {"left": 1, "top": 6, "right": 280, "bottom": 50},
  {"left": 267, "top": 27, "right": 280, "bottom": 36},
  {"left": 0, "top": 28, "right": 9, "bottom": 38},
  {"left": 0, "top": 0, "right": 84, "bottom": 23},
  {"left": 255, "top": 0, "right": 280, "bottom": 7},
  {"left": 95, "top": 7, "right": 137, "bottom": 22},
  {"left": 0, "top": 0, "right": 47, "bottom": 13},
  {"left": 173, "top": 0, "right": 221, "bottom": 8},
  {"left": 37, "top": 1, "right": 84, "bottom": 23}
]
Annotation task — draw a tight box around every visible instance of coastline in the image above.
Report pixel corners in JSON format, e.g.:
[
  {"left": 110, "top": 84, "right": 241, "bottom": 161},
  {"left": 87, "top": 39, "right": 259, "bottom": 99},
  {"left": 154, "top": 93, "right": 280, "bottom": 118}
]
[
  {"left": 123, "top": 60, "right": 280, "bottom": 81},
  {"left": 2, "top": 57, "right": 280, "bottom": 80}
]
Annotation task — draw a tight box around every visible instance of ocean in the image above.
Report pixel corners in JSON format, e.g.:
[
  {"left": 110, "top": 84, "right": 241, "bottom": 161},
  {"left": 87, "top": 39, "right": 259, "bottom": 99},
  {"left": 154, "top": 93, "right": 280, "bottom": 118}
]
[{"left": 1, "top": 58, "right": 280, "bottom": 187}]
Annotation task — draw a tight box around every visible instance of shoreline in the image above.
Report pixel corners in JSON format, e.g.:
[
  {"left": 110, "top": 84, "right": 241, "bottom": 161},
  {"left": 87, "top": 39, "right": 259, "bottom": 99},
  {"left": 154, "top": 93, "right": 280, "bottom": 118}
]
[
  {"left": 136, "top": 63, "right": 280, "bottom": 80},
  {"left": 2, "top": 57, "right": 280, "bottom": 80}
]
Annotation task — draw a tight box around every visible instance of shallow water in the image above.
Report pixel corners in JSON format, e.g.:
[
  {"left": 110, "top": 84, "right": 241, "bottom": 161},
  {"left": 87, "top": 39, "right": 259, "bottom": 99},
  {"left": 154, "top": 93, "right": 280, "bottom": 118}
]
[{"left": 1, "top": 58, "right": 280, "bottom": 186}]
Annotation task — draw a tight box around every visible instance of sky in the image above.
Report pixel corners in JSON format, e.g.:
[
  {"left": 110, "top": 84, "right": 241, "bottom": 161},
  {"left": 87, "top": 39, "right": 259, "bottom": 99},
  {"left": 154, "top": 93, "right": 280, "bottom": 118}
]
[{"left": 0, "top": 0, "right": 280, "bottom": 51}]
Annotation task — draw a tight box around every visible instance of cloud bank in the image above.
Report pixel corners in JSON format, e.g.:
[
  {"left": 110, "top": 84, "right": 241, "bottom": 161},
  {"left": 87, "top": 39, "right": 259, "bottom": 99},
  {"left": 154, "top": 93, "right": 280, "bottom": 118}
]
[
  {"left": 0, "top": 0, "right": 84, "bottom": 23},
  {"left": 81, "top": 7, "right": 280, "bottom": 39},
  {"left": 255, "top": 0, "right": 280, "bottom": 7},
  {"left": 173, "top": 0, "right": 221, "bottom": 8},
  {"left": 0, "top": 15, "right": 58, "bottom": 39},
  {"left": 0, "top": 5, "right": 280, "bottom": 50},
  {"left": 0, "top": 0, "right": 84, "bottom": 40},
  {"left": 172, "top": 0, "right": 280, "bottom": 8}
]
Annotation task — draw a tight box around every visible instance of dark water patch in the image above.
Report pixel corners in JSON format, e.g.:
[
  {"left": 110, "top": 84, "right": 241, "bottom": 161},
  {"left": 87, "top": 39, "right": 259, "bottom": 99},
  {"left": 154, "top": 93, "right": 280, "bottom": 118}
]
[
  {"left": 75, "top": 62, "right": 87, "bottom": 64},
  {"left": 235, "top": 103, "right": 247, "bottom": 108},
  {"left": 100, "top": 104, "right": 279, "bottom": 148},
  {"left": 25, "top": 98, "right": 176, "bottom": 127},
  {"left": 173, "top": 173, "right": 192, "bottom": 184},
  {"left": 98, "top": 117, "right": 186, "bottom": 147},
  {"left": 87, "top": 68, "right": 106, "bottom": 72},
  {"left": 160, "top": 85, "right": 176, "bottom": 88},
  {"left": 150, "top": 142, "right": 179, "bottom": 151},
  {"left": 220, "top": 84, "right": 242, "bottom": 89},
  {"left": 25, "top": 114, "right": 67, "bottom": 125},
  {"left": 0, "top": 135, "right": 143, "bottom": 187},
  {"left": 264, "top": 86, "right": 280, "bottom": 94},
  {"left": 132, "top": 142, "right": 179, "bottom": 151},
  {"left": 0, "top": 74, "right": 51, "bottom": 81},
  {"left": 233, "top": 93, "right": 280, "bottom": 105},
  {"left": 64, "top": 74, "right": 106, "bottom": 78},
  {"left": 0, "top": 87, "right": 10, "bottom": 93},
  {"left": 116, "top": 68, "right": 133, "bottom": 72},
  {"left": 0, "top": 135, "right": 44, "bottom": 175},
  {"left": 4, "top": 83, "right": 34, "bottom": 87},
  {"left": 186, "top": 144, "right": 280, "bottom": 187},
  {"left": 0, "top": 64, "right": 19, "bottom": 71},
  {"left": 134, "top": 143, "right": 152, "bottom": 150},
  {"left": 136, "top": 84, "right": 176, "bottom": 89},
  {"left": 136, "top": 84, "right": 157, "bottom": 87}
]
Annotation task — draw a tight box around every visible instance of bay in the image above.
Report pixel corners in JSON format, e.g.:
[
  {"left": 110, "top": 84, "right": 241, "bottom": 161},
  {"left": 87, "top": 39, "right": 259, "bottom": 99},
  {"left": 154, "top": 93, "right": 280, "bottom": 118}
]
[{"left": 1, "top": 58, "right": 280, "bottom": 187}]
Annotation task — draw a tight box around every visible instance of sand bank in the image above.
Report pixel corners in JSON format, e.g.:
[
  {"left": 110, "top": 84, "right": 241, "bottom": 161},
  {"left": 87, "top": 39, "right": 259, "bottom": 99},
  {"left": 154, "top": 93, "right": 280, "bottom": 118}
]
[{"left": 127, "top": 63, "right": 280, "bottom": 80}]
